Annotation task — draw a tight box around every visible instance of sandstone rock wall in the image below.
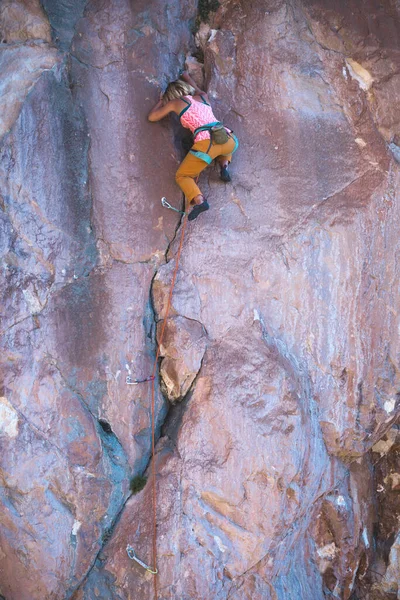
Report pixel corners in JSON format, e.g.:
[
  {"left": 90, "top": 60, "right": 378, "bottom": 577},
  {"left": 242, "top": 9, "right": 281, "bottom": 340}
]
[{"left": 1, "top": 1, "right": 400, "bottom": 599}]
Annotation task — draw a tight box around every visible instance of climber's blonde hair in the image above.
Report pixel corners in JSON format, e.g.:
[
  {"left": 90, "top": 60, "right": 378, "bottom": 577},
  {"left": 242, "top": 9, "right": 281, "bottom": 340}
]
[{"left": 163, "top": 79, "right": 195, "bottom": 104}]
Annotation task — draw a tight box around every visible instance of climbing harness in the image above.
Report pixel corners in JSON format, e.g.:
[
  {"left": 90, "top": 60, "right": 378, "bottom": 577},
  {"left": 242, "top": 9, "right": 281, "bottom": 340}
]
[
  {"left": 126, "top": 376, "right": 155, "bottom": 385},
  {"left": 189, "top": 148, "right": 213, "bottom": 164},
  {"left": 126, "top": 544, "right": 158, "bottom": 574},
  {"left": 190, "top": 124, "right": 239, "bottom": 165},
  {"left": 179, "top": 94, "right": 238, "bottom": 164},
  {"left": 194, "top": 121, "right": 229, "bottom": 144},
  {"left": 161, "top": 197, "right": 186, "bottom": 215}
]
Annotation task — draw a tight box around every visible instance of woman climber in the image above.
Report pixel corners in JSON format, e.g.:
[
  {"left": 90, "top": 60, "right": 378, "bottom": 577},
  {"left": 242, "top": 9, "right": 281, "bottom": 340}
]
[{"left": 148, "top": 71, "right": 238, "bottom": 221}]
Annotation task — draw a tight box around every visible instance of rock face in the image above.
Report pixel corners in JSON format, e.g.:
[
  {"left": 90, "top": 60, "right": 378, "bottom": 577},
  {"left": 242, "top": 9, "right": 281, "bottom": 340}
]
[{"left": 1, "top": 1, "right": 400, "bottom": 599}]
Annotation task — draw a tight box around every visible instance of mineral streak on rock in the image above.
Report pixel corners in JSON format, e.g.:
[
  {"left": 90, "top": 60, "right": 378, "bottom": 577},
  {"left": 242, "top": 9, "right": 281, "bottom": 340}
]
[{"left": 1, "top": 0, "right": 400, "bottom": 599}]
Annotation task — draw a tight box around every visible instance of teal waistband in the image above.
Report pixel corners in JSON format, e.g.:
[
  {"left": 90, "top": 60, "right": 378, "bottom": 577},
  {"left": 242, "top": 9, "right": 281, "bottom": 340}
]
[
  {"left": 190, "top": 133, "right": 239, "bottom": 164},
  {"left": 189, "top": 150, "right": 213, "bottom": 164}
]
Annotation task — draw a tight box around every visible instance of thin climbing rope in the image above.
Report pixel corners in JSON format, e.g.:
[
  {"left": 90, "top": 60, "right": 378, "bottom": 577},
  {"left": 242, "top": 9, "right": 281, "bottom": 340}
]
[{"left": 149, "top": 213, "right": 188, "bottom": 599}]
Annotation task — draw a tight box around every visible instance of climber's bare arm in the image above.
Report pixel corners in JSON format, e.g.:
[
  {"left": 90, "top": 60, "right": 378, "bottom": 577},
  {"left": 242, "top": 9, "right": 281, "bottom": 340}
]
[
  {"left": 148, "top": 97, "right": 175, "bottom": 122},
  {"left": 180, "top": 71, "right": 209, "bottom": 101}
]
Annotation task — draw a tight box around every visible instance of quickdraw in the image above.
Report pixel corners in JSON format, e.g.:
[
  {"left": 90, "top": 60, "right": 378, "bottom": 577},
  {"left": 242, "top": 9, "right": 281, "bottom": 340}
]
[
  {"left": 126, "top": 544, "right": 158, "bottom": 575},
  {"left": 126, "top": 376, "right": 155, "bottom": 385},
  {"left": 161, "top": 197, "right": 186, "bottom": 215}
]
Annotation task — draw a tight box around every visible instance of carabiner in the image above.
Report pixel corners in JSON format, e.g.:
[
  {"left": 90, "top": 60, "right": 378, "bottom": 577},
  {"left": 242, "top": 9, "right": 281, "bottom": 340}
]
[
  {"left": 161, "top": 197, "right": 186, "bottom": 215},
  {"left": 126, "top": 544, "right": 158, "bottom": 574},
  {"left": 126, "top": 376, "right": 155, "bottom": 385}
]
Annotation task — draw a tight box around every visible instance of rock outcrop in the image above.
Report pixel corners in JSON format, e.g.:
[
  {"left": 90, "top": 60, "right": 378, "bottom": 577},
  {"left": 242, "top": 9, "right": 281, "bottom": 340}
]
[{"left": 1, "top": 1, "right": 400, "bottom": 599}]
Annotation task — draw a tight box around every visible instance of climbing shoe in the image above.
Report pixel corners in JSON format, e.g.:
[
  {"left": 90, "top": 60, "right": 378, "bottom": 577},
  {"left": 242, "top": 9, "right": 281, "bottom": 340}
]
[
  {"left": 188, "top": 200, "right": 209, "bottom": 221},
  {"left": 220, "top": 165, "right": 231, "bottom": 182}
]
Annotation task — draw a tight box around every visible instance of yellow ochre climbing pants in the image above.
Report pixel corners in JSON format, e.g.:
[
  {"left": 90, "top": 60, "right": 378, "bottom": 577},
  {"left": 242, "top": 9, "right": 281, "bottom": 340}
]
[{"left": 175, "top": 136, "right": 237, "bottom": 204}]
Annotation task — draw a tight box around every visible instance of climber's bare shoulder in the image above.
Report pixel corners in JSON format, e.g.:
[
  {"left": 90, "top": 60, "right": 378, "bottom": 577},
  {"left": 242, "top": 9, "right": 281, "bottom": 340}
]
[{"left": 193, "top": 92, "right": 210, "bottom": 103}]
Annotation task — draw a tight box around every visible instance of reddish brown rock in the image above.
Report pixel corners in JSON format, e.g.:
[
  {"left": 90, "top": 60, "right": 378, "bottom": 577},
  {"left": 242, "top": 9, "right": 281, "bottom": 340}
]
[
  {"left": 157, "top": 316, "right": 208, "bottom": 403},
  {"left": 351, "top": 425, "right": 400, "bottom": 599},
  {"left": 0, "top": 355, "right": 130, "bottom": 600},
  {"left": 0, "top": 44, "right": 59, "bottom": 139},
  {"left": 0, "top": 1, "right": 58, "bottom": 140},
  {"left": 1, "top": 0, "right": 400, "bottom": 599},
  {"left": 75, "top": 325, "right": 334, "bottom": 598},
  {"left": 1, "top": 0, "right": 196, "bottom": 597}
]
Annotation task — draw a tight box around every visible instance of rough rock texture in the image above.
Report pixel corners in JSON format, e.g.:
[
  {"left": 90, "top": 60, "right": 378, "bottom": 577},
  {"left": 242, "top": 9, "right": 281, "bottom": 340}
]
[
  {"left": 0, "top": 0, "right": 51, "bottom": 43},
  {"left": 0, "top": 0, "right": 57, "bottom": 139},
  {"left": 1, "top": 0, "right": 400, "bottom": 599},
  {"left": 352, "top": 425, "right": 400, "bottom": 599}
]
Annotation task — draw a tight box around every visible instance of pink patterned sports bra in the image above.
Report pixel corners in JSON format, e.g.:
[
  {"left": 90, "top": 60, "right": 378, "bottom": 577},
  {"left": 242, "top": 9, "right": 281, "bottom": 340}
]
[{"left": 179, "top": 95, "right": 220, "bottom": 142}]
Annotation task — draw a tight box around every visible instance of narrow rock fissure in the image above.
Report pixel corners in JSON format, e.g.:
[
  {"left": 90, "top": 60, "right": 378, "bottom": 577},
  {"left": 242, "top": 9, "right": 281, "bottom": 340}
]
[
  {"left": 79, "top": 27, "right": 214, "bottom": 589},
  {"left": 63, "top": 429, "right": 132, "bottom": 596},
  {"left": 68, "top": 488, "right": 135, "bottom": 597},
  {"left": 351, "top": 424, "right": 400, "bottom": 599},
  {"left": 112, "top": 12, "right": 211, "bottom": 572},
  {"left": 160, "top": 352, "right": 206, "bottom": 446},
  {"left": 71, "top": 400, "right": 181, "bottom": 596},
  {"left": 71, "top": 131, "right": 204, "bottom": 594},
  {"left": 163, "top": 207, "right": 186, "bottom": 263},
  {"left": 98, "top": 419, "right": 113, "bottom": 434},
  {"left": 48, "top": 357, "right": 134, "bottom": 589},
  {"left": 77, "top": 359, "right": 207, "bottom": 595}
]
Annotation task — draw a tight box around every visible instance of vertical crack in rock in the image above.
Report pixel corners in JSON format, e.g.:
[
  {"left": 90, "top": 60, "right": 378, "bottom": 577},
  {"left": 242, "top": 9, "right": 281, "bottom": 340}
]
[
  {"left": 69, "top": 8, "right": 209, "bottom": 590},
  {"left": 70, "top": 420, "right": 169, "bottom": 596},
  {"left": 65, "top": 426, "right": 133, "bottom": 598},
  {"left": 351, "top": 424, "right": 400, "bottom": 599},
  {"left": 1, "top": 0, "right": 201, "bottom": 597},
  {"left": 4, "top": 0, "right": 400, "bottom": 598},
  {"left": 149, "top": 209, "right": 208, "bottom": 411},
  {"left": 160, "top": 351, "right": 207, "bottom": 449},
  {"left": 68, "top": 4, "right": 203, "bottom": 590},
  {"left": 28, "top": 357, "right": 132, "bottom": 597}
]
